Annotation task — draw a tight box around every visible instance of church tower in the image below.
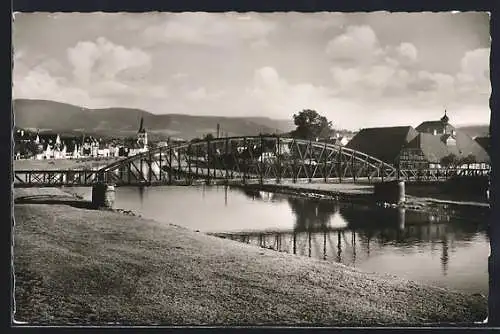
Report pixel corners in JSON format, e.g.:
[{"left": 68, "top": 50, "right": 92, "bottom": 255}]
[
  {"left": 440, "top": 109, "right": 449, "bottom": 125},
  {"left": 137, "top": 115, "right": 148, "bottom": 149}
]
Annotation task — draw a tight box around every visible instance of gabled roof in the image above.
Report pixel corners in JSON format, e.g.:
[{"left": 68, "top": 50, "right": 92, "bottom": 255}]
[
  {"left": 453, "top": 131, "right": 490, "bottom": 163},
  {"left": 475, "top": 136, "right": 489, "bottom": 152},
  {"left": 404, "top": 132, "right": 490, "bottom": 163},
  {"left": 403, "top": 133, "right": 450, "bottom": 163},
  {"left": 415, "top": 121, "right": 455, "bottom": 134},
  {"left": 346, "top": 126, "right": 418, "bottom": 164}
]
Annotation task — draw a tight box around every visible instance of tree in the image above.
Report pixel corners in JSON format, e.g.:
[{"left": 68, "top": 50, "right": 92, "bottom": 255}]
[
  {"left": 440, "top": 153, "right": 460, "bottom": 168},
  {"left": 124, "top": 136, "right": 137, "bottom": 148},
  {"left": 460, "top": 154, "right": 476, "bottom": 167},
  {"left": 203, "top": 133, "right": 215, "bottom": 141},
  {"left": 290, "top": 109, "right": 333, "bottom": 141}
]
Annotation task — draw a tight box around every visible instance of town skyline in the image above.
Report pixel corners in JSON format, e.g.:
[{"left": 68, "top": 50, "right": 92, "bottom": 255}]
[{"left": 13, "top": 12, "right": 491, "bottom": 129}]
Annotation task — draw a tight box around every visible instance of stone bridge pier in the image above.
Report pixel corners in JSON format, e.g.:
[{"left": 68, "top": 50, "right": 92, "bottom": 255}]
[
  {"left": 92, "top": 183, "right": 116, "bottom": 209},
  {"left": 374, "top": 180, "right": 406, "bottom": 205}
]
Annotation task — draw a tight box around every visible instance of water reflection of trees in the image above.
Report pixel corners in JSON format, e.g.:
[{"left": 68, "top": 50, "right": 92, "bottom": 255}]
[
  {"left": 221, "top": 190, "right": 488, "bottom": 282},
  {"left": 287, "top": 197, "right": 340, "bottom": 232},
  {"left": 236, "top": 187, "right": 488, "bottom": 244}
]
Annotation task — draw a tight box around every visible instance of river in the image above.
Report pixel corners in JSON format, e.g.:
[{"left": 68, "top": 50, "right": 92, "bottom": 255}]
[{"left": 70, "top": 184, "right": 490, "bottom": 296}]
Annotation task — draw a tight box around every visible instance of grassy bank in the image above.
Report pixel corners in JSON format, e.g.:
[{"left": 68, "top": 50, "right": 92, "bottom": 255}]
[
  {"left": 13, "top": 157, "right": 123, "bottom": 171},
  {"left": 13, "top": 188, "right": 487, "bottom": 326}
]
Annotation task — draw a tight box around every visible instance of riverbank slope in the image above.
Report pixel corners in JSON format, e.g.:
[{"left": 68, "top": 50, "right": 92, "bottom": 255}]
[
  {"left": 14, "top": 157, "right": 123, "bottom": 171},
  {"left": 13, "top": 188, "right": 487, "bottom": 326}
]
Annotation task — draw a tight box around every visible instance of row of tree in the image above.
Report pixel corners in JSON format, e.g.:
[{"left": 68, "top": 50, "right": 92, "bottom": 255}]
[{"left": 440, "top": 153, "right": 477, "bottom": 168}]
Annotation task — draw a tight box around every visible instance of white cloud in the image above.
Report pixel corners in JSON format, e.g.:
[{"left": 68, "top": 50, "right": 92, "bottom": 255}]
[
  {"left": 67, "top": 37, "right": 152, "bottom": 87},
  {"left": 456, "top": 48, "right": 490, "bottom": 92},
  {"left": 143, "top": 12, "right": 275, "bottom": 47},
  {"left": 249, "top": 66, "right": 362, "bottom": 128},
  {"left": 325, "top": 25, "right": 381, "bottom": 64},
  {"left": 327, "top": 24, "right": 488, "bottom": 111},
  {"left": 326, "top": 26, "right": 419, "bottom": 71},
  {"left": 13, "top": 66, "right": 91, "bottom": 105},
  {"left": 64, "top": 37, "right": 171, "bottom": 102},
  {"left": 397, "top": 42, "right": 418, "bottom": 62},
  {"left": 186, "top": 87, "right": 225, "bottom": 101},
  {"left": 14, "top": 37, "right": 166, "bottom": 108}
]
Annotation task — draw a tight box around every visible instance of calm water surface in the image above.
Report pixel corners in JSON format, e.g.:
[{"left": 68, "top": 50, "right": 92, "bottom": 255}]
[{"left": 72, "top": 185, "right": 489, "bottom": 295}]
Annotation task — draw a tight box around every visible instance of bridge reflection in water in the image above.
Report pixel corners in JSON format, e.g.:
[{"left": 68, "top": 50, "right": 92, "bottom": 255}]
[{"left": 215, "top": 188, "right": 488, "bottom": 278}]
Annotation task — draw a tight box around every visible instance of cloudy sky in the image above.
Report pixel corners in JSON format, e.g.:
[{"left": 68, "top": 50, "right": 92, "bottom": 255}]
[{"left": 13, "top": 11, "right": 490, "bottom": 130}]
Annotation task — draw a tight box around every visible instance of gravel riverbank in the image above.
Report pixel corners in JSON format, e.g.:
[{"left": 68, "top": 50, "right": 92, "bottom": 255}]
[{"left": 13, "top": 188, "right": 487, "bottom": 326}]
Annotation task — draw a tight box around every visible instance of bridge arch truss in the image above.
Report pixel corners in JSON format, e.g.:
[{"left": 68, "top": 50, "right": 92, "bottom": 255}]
[{"left": 98, "top": 136, "right": 398, "bottom": 186}]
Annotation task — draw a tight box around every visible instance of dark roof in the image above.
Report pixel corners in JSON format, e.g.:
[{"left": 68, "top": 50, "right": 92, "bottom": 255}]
[
  {"left": 415, "top": 121, "right": 455, "bottom": 134},
  {"left": 404, "top": 131, "right": 489, "bottom": 163},
  {"left": 475, "top": 136, "right": 489, "bottom": 151},
  {"left": 453, "top": 131, "right": 490, "bottom": 163},
  {"left": 403, "top": 133, "right": 450, "bottom": 163},
  {"left": 346, "top": 126, "right": 418, "bottom": 164}
]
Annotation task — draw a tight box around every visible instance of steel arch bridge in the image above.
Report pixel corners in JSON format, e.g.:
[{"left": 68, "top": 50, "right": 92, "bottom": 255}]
[
  {"left": 100, "top": 136, "right": 398, "bottom": 186},
  {"left": 14, "top": 136, "right": 490, "bottom": 188},
  {"left": 13, "top": 136, "right": 400, "bottom": 187}
]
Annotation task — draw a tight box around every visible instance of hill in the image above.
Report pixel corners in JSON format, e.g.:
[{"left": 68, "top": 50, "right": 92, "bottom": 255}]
[{"left": 13, "top": 99, "right": 295, "bottom": 140}]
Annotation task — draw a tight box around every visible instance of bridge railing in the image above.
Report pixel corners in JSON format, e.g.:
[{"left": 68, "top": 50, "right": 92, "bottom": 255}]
[
  {"left": 14, "top": 136, "right": 490, "bottom": 187},
  {"left": 14, "top": 170, "right": 102, "bottom": 187},
  {"left": 97, "top": 136, "right": 398, "bottom": 185},
  {"left": 397, "top": 167, "right": 490, "bottom": 181}
]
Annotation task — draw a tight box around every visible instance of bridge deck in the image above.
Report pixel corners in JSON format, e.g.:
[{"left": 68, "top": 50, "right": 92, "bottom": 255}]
[{"left": 13, "top": 136, "right": 489, "bottom": 188}]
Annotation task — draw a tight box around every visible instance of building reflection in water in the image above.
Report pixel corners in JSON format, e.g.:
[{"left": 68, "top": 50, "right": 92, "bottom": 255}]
[
  {"left": 225, "top": 188, "right": 487, "bottom": 276},
  {"left": 224, "top": 185, "right": 228, "bottom": 206},
  {"left": 441, "top": 235, "right": 449, "bottom": 276},
  {"left": 138, "top": 185, "right": 145, "bottom": 205}
]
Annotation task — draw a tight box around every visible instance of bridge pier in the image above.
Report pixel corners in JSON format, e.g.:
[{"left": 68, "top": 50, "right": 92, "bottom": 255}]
[
  {"left": 374, "top": 180, "right": 405, "bottom": 205},
  {"left": 92, "top": 183, "right": 116, "bottom": 209}
]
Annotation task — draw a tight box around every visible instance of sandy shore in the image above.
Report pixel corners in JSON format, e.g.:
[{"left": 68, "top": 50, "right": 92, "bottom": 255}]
[{"left": 13, "top": 188, "right": 487, "bottom": 326}]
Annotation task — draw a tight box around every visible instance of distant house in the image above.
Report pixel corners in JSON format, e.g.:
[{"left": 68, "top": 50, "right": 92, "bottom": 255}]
[
  {"left": 34, "top": 133, "right": 66, "bottom": 160},
  {"left": 398, "top": 133, "right": 450, "bottom": 169},
  {"left": 415, "top": 111, "right": 455, "bottom": 136},
  {"left": 346, "top": 126, "right": 419, "bottom": 165},
  {"left": 415, "top": 111, "right": 489, "bottom": 165},
  {"left": 81, "top": 136, "right": 100, "bottom": 157},
  {"left": 347, "top": 111, "right": 490, "bottom": 170},
  {"left": 14, "top": 128, "right": 39, "bottom": 159}
]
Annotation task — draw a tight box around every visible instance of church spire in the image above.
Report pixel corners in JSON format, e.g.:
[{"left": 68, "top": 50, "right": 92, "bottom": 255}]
[
  {"left": 440, "top": 109, "right": 449, "bottom": 124},
  {"left": 138, "top": 115, "right": 146, "bottom": 133}
]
